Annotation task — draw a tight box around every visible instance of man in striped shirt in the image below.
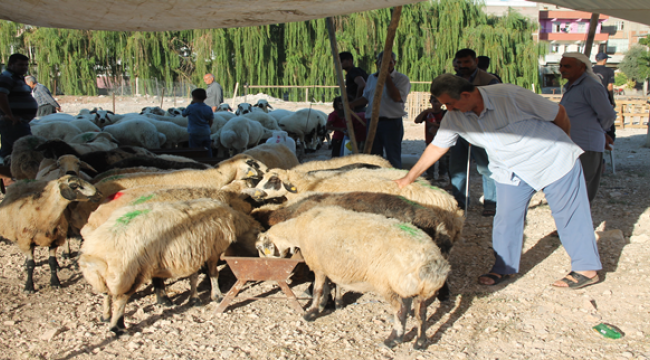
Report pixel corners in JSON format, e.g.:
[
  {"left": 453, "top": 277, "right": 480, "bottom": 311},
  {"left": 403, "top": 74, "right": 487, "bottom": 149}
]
[
  {"left": 0, "top": 53, "right": 38, "bottom": 159},
  {"left": 396, "top": 74, "right": 601, "bottom": 290}
]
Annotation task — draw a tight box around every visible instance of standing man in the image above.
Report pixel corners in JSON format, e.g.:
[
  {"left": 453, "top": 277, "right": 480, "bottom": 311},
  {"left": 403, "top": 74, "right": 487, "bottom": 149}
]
[
  {"left": 348, "top": 51, "right": 411, "bottom": 168},
  {"left": 0, "top": 53, "right": 38, "bottom": 159},
  {"left": 592, "top": 52, "right": 617, "bottom": 150},
  {"left": 339, "top": 51, "right": 368, "bottom": 112},
  {"left": 559, "top": 53, "right": 617, "bottom": 203},
  {"left": 25, "top": 76, "right": 61, "bottom": 117},
  {"left": 451, "top": 48, "right": 499, "bottom": 216},
  {"left": 396, "top": 74, "right": 602, "bottom": 289},
  {"left": 203, "top": 73, "right": 223, "bottom": 112}
]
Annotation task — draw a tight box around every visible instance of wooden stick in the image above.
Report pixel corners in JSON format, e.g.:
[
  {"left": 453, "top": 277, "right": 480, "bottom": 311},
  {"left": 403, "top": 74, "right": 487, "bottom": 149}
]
[
  {"left": 363, "top": 6, "right": 403, "bottom": 154},
  {"left": 112, "top": 92, "right": 116, "bottom": 113},
  {"left": 584, "top": 13, "right": 600, "bottom": 58},
  {"left": 232, "top": 82, "right": 239, "bottom": 107},
  {"left": 326, "top": 17, "right": 358, "bottom": 154},
  {"left": 160, "top": 87, "right": 165, "bottom": 108}
]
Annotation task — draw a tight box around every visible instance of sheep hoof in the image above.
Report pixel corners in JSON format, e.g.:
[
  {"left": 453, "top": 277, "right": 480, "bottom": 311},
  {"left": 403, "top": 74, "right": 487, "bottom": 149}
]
[
  {"left": 23, "top": 285, "right": 35, "bottom": 294},
  {"left": 188, "top": 298, "right": 203, "bottom": 307},
  {"left": 110, "top": 326, "right": 127, "bottom": 336},
  {"left": 156, "top": 296, "right": 173, "bottom": 307},
  {"left": 335, "top": 301, "right": 344, "bottom": 311},
  {"left": 61, "top": 252, "right": 70, "bottom": 260},
  {"left": 50, "top": 278, "right": 61, "bottom": 288},
  {"left": 436, "top": 282, "right": 450, "bottom": 302},
  {"left": 100, "top": 316, "right": 110, "bottom": 323},
  {"left": 413, "top": 337, "right": 427, "bottom": 351},
  {"left": 382, "top": 336, "right": 403, "bottom": 349},
  {"left": 303, "top": 311, "right": 318, "bottom": 322}
]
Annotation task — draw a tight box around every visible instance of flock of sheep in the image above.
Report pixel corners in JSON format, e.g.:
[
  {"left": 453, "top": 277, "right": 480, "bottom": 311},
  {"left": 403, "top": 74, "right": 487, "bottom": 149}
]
[{"left": 0, "top": 101, "right": 465, "bottom": 350}]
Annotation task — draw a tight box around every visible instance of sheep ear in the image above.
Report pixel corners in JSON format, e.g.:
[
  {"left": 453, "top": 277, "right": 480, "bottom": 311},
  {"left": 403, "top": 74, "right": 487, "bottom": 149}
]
[
  {"left": 59, "top": 182, "right": 77, "bottom": 200},
  {"left": 79, "top": 161, "right": 97, "bottom": 173},
  {"left": 267, "top": 104, "right": 273, "bottom": 109},
  {"left": 90, "top": 108, "right": 98, "bottom": 114},
  {"left": 283, "top": 182, "right": 297, "bottom": 193}
]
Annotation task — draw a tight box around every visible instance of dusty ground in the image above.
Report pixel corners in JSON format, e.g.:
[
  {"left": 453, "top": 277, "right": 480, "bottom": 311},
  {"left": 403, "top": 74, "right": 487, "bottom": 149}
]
[{"left": 0, "top": 96, "right": 649, "bottom": 360}]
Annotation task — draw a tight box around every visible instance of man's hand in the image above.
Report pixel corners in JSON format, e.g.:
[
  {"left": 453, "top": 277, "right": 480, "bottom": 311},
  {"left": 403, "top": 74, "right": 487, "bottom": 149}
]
[
  {"left": 394, "top": 176, "right": 413, "bottom": 189},
  {"left": 605, "top": 133, "right": 614, "bottom": 151},
  {"left": 56, "top": 107, "right": 62, "bottom": 112}
]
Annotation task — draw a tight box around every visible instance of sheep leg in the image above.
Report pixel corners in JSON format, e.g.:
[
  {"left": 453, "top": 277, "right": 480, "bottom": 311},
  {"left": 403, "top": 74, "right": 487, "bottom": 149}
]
[
  {"left": 23, "top": 249, "right": 36, "bottom": 294},
  {"left": 207, "top": 260, "right": 223, "bottom": 302},
  {"left": 62, "top": 238, "right": 71, "bottom": 259},
  {"left": 109, "top": 293, "right": 130, "bottom": 335},
  {"left": 383, "top": 297, "right": 410, "bottom": 348},
  {"left": 334, "top": 283, "right": 345, "bottom": 310},
  {"left": 152, "top": 277, "right": 173, "bottom": 306},
  {"left": 304, "top": 272, "right": 327, "bottom": 322},
  {"left": 437, "top": 281, "right": 450, "bottom": 302},
  {"left": 412, "top": 296, "right": 430, "bottom": 350},
  {"left": 101, "top": 293, "right": 112, "bottom": 322},
  {"left": 187, "top": 273, "right": 203, "bottom": 307},
  {"left": 48, "top": 246, "right": 61, "bottom": 288}
]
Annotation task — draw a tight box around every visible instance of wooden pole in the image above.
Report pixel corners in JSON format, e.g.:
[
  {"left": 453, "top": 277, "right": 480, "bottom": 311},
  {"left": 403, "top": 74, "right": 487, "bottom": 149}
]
[
  {"left": 172, "top": 83, "right": 176, "bottom": 107},
  {"left": 326, "top": 17, "right": 358, "bottom": 154},
  {"left": 584, "top": 13, "right": 600, "bottom": 58},
  {"left": 112, "top": 92, "right": 116, "bottom": 113},
  {"left": 232, "top": 82, "right": 239, "bottom": 107},
  {"left": 160, "top": 87, "right": 165, "bottom": 108},
  {"left": 363, "top": 6, "right": 402, "bottom": 154}
]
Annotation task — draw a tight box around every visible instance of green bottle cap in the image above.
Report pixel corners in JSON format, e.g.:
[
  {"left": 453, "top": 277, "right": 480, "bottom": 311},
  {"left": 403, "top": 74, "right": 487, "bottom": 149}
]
[{"left": 593, "top": 323, "right": 622, "bottom": 339}]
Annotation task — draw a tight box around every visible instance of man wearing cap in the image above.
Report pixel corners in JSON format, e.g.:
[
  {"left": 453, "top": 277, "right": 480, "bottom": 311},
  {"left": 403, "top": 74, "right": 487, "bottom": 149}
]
[{"left": 559, "top": 53, "right": 617, "bottom": 203}]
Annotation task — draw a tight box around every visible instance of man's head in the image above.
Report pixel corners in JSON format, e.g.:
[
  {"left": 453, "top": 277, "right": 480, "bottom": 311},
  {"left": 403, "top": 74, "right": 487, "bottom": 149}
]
[
  {"left": 24, "top": 75, "right": 37, "bottom": 88},
  {"left": 339, "top": 52, "right": 354, "bottom": 71},
  {"left": 595, "top": 52, "right": 610, "bottom": 65},
  {"left": 559, "top": 56, "right": 586, "bottom": 83},
  {"left": 429, "top": 95, "right": 443, "bottom": 113},
  {"left": 191, "top": 88, "right": 208, "bottom": 102},
  {"left": 7, "top": 53, "right": 30, "bottom": 76},
  {"left": 477, "top": 56, "right": 490, "bottom": 71},
  {"left": 454, "top": 48, "right": 478, "bottom": 77},
  {"left": 376, "top": 51, "right": 396, "bottom": 73},
  {"left": 452, "top": 58, "right": 460, "bottom": 74},
  {"left": 203, "top": 73, "right": 214, "bottom": 85},
  {"left": 430, "top": 74, "right": 477, "bottom": 113}
]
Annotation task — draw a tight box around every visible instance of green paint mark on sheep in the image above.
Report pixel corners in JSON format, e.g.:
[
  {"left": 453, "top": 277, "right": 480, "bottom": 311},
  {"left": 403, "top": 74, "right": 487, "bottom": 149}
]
[
  {"left": 396, "top": 223, "right": 424, "bottom": 241},
  {"left": 415, "top": 179, "right": 443, "bottom": 192},
  {"left": 19, "top": 179, "right": 38, "bottom": 183},
  {"left": 115, "top": 209, "right": 150, "bottom": 226},
  {"left": 99, "top": 175, "right": 124, "bottom": 183},
  {"left": 132, "top": 194, "right": 155, "bottom": 205},
  {"left": 81, "top": 133, "right": 95, "bottom": 142},
  {"left": 398, "top": 196, "right": 426, "bottom": 209}
]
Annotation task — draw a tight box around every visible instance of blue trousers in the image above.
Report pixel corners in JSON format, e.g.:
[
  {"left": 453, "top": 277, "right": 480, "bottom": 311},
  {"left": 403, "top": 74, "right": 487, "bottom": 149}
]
[
  {"left": 449, "top": 137, "right": 496, "bottom": 209},
  {"left": 0, "top": 120, "right": 32, "bottom": 158},
  {"left": 491, "top": 160, "right": 602, "bottom": 275},
  {"left": 370, "top": 119, "right": 403, "bottom": 169},
  {"left": 189, "top": 134, "right": 212, "bottom": 158}
]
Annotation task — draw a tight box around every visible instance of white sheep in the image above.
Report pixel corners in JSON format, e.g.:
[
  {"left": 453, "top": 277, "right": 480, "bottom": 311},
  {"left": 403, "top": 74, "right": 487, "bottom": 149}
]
[
  {"left": 235, "top": 103, "right": 254, "bottom": 116},
  {"left": 216, "top": 103, "right": 233, "bottom": 112},
  {"left": 219, "top": 116, "right": 271, "bottom": 155},
  {"left": 291, "top": 153, "right": 392, "bottom": 172},
  {"left": 243, "top": 143, "right": 299, "bottom": 170},
  {"left": 30, "top": 121, "right": 83, "bottom": 142},
  {"left": 265, "top": 130, "right": 297, "bottom": 157},
  {"left": 33, "top": 113, "right": 76, "bottom": 123},
  {"left": 67, "top": 132, "right": 120, "bottom": 154},
  {"left": 79, "top": 198, "right": 263, "bottom": 334},
  {"left": 35, "top": 154, "right": 97, "bottom": 181},
  {"left": 143, "top": 118, "right": 189, "bottom": 148},
  {"left": 0, "top": 175, "right": 101, "bottom": 293},
  {"left": 103, "top": 119, "right": 166, "bottom": 149},
  {"left": 10, "top": 135, "right": 48, "bottom": 179},
  {"left": 210, "top": 115, "right": 229, "bottom": 134},
  {"left": 140, "top": 106, "right": 166, "bottom": 116},
  {"left": 242, "top": 167, "right": 459, "bottom": 213},
  {"left": 89, "top": 109, "right": 120, "bottom": 128},
  {"left": 257, "top": 206, "right": 450, "bottom": 349},
  {"left": 253, "top": 99, "right": 273, "bottom": 113},
  {"left": 267, "top": 109, "right": 294, "bottom": 122},
  {"left": 242, "top": 111, "right": 281, "bottom": 131},
  {"left": 165, "top": 107, "right": 185, "bottom": 117},
  {"left": 143, "top": 112, "right": 189, "bottom": 127},
  {"left": 215, "top": 111, "right": 236, "bottom": 122},
  {"left": 277, "top": 108, "right": 328, "bottom": 153}
]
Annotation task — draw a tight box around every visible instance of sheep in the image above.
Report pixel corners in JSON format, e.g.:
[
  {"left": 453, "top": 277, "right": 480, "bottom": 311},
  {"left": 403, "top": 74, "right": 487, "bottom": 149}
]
[
  {"left": 243, "top": 143, "right": 299, "bottom": 170},
  {"left": 68, "top": 154, "right": 268, "bottom": 233},
  {"left": 142, "top": 118, "right": 189, "bottom": 148},
  {"left": 79, "top": 198, "right": 263, "bottom": 334},
  {"left": 165, "top": 107, "right": 185, "bottom": 117},
  {"left": 10, "top": 135, "right": 48, "bottom": 179},
  {"left": 242, "top": 111, "right": 281, "bottom": 131},
  {"left": 35, "top": 154, "right": 97, "bottom": 181},
  {"left": 143, "top": 113, "right": 189, "bottom": 128},
  {"left": 30, "top": 121, "right": 83, "bottom": 142},
  {"left": 253, "top": 99, "right": 273, "bottom": 113},
  {"left": 82, "top": 187, "right": 252, "bottom": 236},
  {"left": 103, "top": 119, "right": 166, "bottom": 149},
  {"left": 219, "top": 116, "right": 271, "bottom": 155},
  {"left": 0, "top": 175, "right": 101, "bottom": 293},
  {"left": 242, "top": 167, "right": 459, "bottom": 214},
  {"left": 92, "top": 167, "right": 166, "bottom": 183},
  {"left": 235, "top": 102, "right": 254, "bottom": 116},
  {"left": 140, "top": 106, "right": 166, "bottom": 116},
  {"left": 216, "top": 103, "right": 233, "bottom": 112},
  {"left": 33, "top": 113, "right": 76, "bottom": 123},
  {"left": 89, "top": 109, "right": 119, "bottom": 128},
  {"left": 265, "top": 131, "right": 297, "bottom": 157},
  {"left": 277, "top": 108, "right": 328, "bottom": 153},
  {"left": 215, "top": 111, "right": 236, "bottom": 121},
  {"left": 210, "top": 115, "right": 229, "bottom": 134},
  {"left": 267, "top": 109, "right": 294, "bottom": 122},
  {"left": 67, "top": 132, "right": 120, "bottom": 154},
  {"left": 257, "top": 206, "right": 450, "bottom": 349},
  {"left": 292, "top": 153, "right": 392, "bottom": 172},
  {"left": 105, "top": 156, "right": 211, "bottom": 172}
]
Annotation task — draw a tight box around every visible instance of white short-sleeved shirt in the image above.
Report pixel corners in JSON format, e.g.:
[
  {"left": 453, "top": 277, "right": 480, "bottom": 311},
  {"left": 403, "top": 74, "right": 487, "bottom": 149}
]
[
  {"left": 363, "top": 70, "right": 411, "bottom": 119},
  {"left": 432, "top": 84, "right": 584, "bottom": 190}
]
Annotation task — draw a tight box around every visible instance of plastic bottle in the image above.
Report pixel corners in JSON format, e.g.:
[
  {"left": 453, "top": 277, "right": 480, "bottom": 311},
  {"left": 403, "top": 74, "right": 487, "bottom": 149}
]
[{"left": 593, "top": 323, "right": 622, "bottom": 339}]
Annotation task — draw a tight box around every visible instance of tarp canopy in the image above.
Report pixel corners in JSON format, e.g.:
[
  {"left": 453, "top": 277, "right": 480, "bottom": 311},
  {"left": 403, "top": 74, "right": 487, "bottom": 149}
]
[
  {"left": 527, "top": 0, "right": 650, "bottom": 26},
  {"left": 0, "top": 0, "right": 421, "bottom": 31}
]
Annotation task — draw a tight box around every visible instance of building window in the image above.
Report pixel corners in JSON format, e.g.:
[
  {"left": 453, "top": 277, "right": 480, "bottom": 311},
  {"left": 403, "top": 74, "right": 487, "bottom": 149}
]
[
  {"left": 577, "top": 22, "right": 586, "bottom": 33},
  {"left": 607, "top": 38, "right": 630, "bottom": 53},
  {"left": 551, "top": 44, "right": 561, "bottom": 53},
  {"left": 553, "top": 22, "right": 562, "bottom": 33},
  {"left": 616, "top": 21, "right": 625, "bottom": 31}
]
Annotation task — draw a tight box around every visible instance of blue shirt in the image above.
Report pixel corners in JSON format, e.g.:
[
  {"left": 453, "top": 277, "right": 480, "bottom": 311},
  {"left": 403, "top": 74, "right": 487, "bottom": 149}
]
[
  {"left": 32, "top": 83, "right": 60, "bottom": 108},
  {"left": 0, "top": 70, "right": 38, "bottom": 122},
  {"left": 182, "top": 102, "right": 213, "bottom": 136},
  {"left": 432, "top": 84, "right": 584, "bottom": 191},
  {"left": 363, "top": 70, "right": 411, "bottom": 119},
  {"left": 560, "top": 72, "right": 617, "bottom": 153}
]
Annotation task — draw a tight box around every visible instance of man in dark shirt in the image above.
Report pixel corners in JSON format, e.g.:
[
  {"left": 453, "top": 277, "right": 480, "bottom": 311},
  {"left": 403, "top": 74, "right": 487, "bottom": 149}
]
[
  {"left": 339, "top": 52, "right": 368, "bottom": 112},
  {"left": 592, "top": 53, "right": 616, "bottom": 107},
  {"left": 203, "top": 73, "right": 223, "bottom": 112},
  {"left": 0, "top": 53, "right": 38, "bottom": 159}
]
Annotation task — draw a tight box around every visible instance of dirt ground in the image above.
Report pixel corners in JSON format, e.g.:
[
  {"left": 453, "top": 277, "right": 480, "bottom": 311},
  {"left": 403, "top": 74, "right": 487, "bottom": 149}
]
[{"left": 0, "top": 96, "right": 649, "bottom": 360}]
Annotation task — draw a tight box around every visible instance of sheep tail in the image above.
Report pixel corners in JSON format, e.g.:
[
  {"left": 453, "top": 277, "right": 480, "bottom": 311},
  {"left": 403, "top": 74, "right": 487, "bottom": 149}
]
[
  {"left": 79, "top": 254, "right": 109, "bottom": 293},
  {"left": 418, "top": 257, "right": 451, "bottom": 292}
]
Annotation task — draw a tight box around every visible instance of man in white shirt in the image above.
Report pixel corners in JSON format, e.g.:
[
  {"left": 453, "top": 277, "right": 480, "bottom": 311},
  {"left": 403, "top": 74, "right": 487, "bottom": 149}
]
[{"left": 349, "top": 51, "right": 411, "bottom": 168}]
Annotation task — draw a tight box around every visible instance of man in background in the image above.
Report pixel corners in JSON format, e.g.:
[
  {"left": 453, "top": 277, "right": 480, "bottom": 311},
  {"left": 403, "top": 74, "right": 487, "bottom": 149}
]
[
  {"left": 592, "top": 52, "right": 617, "bottom": 150},
  {"left": 339, "top": 51, "right": 368, "bottom": 112},
  {"left": 25, "top": 76, "right": 61, "bottom": 116},
  {"left": 203, "top": 73, "right": 224, "bottom": 112},
  {"left": 477, "top": 55, "right": 503, "bottom": 83},
  {"left": 0, "top": 53, "right": 38, "bottom": 159}
]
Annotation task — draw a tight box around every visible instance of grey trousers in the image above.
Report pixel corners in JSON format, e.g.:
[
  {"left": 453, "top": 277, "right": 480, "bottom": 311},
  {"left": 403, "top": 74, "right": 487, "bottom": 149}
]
[{"left": 579, "top": 151, "right": 603, "bottom": 203}]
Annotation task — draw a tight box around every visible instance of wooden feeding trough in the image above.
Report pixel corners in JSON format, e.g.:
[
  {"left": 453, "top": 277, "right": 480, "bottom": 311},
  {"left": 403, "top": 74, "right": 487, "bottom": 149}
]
[{"left": 215, "top": 255, "right": 307, "bottom": 314}]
